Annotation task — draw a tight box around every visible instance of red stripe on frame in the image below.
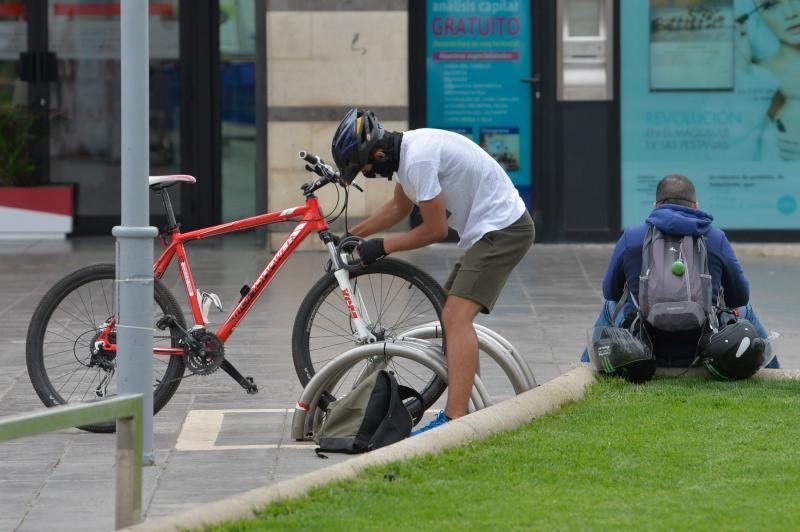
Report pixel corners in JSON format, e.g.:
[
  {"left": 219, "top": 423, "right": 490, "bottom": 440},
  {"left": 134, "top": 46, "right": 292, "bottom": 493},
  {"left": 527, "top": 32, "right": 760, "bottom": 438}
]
[{"left": 0, "top": 187, "right": 73, "bottom": 216}]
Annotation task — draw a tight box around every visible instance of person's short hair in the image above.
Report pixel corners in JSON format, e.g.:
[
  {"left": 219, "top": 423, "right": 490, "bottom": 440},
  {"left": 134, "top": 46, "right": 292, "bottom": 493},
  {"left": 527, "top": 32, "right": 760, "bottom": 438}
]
[{"left": 655, "top": 174, "right": 696, "bottom": 207}]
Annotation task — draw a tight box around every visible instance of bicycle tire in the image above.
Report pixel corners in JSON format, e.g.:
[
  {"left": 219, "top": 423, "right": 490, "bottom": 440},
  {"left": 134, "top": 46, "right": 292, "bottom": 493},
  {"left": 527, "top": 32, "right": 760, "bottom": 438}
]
[
  {"left": 292, "top": 258, "right": 447, "bottom": 418},
  {"left": 26, "top": 263, "right": 186, "bottom": 433}
]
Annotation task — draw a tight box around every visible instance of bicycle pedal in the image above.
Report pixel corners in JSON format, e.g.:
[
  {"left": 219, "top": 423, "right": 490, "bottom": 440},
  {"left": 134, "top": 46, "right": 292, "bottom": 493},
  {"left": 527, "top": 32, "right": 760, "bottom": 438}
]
[{"left": 244, "top": 376, "right": 259, "bottom": 395}]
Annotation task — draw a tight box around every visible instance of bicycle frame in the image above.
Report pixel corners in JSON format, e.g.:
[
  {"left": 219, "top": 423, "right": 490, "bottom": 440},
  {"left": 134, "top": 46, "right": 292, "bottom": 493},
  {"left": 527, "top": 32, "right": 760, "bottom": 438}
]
[
  {"left": 95, "top": 192, "right": 375, "bottom": 357},
  {"left": 155, "top": 196, "right": 330, "bottom": 344}
]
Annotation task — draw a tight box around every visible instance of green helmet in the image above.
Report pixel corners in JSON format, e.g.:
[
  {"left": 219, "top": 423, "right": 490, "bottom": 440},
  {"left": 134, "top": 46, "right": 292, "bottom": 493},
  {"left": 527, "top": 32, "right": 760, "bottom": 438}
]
[{"left": 591, "top": 327, "right": 656, "bottom": 383}]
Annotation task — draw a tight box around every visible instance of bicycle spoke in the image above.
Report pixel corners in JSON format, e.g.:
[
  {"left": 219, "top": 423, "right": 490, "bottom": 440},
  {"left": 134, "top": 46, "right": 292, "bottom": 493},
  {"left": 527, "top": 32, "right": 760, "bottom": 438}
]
[
  {"left": 44, "top": 359, "right": 90, "bottom": 372},
  {"left": 71, "top": 288, "right": 100, "bottom": 330},
  {"left": 389, "top": 358, "right": 429, "bottom": 384},
  {"left": 308, "top": 338, "right": 356, "bottom": 353},
  {"left": 43, "top": 347, "right": 83, "bottom": 358},
  {"left": 308, "top": 318, "right": 353, "bottom": 339},
  {"left": 99, "top": 279, "right": 112, "bottom": 319},
  {"left": 80, "top": 371, "right": 102, "bottom": 402}
]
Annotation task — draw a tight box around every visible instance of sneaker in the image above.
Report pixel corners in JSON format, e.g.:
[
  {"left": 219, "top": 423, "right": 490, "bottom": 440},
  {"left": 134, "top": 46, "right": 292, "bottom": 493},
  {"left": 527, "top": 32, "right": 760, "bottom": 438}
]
[{"left": 410, "top": 410, "right": 450, "bottom": 436}]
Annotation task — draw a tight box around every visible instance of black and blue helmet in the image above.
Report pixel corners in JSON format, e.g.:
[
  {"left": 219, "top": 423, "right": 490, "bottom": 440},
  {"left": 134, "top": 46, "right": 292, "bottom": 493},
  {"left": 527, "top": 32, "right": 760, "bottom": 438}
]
[{"left": 331, "top": 108, "right": 384, "bottom": 184}]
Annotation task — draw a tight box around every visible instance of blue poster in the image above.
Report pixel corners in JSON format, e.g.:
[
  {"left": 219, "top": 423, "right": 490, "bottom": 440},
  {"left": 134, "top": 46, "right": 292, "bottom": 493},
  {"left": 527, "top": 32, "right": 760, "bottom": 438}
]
[
  {"left": 621, "top": 0, "right": 800, "bottom": 229},
  {"left": 426, "top": 0, "right": 532, "bottom": 208}
]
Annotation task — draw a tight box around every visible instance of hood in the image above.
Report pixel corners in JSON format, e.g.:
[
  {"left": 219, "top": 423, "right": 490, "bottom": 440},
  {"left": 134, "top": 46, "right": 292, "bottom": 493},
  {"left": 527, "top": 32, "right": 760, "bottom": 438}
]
[{"left": 645, "top": 204, "right": 713, "bottom": 237}]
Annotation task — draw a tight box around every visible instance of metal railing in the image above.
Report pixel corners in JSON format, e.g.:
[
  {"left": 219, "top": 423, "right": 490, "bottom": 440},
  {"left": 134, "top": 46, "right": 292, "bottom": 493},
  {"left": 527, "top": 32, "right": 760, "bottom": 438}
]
[{"left": 0, "top": 394, "right": 144, "bottom": 529}]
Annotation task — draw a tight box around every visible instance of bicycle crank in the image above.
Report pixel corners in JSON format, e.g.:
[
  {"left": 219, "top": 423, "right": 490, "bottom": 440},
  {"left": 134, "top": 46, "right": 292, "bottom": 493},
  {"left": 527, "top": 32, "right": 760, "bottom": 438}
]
[{"left": 185, "top": 330, "right": 225, "bottom": 376}]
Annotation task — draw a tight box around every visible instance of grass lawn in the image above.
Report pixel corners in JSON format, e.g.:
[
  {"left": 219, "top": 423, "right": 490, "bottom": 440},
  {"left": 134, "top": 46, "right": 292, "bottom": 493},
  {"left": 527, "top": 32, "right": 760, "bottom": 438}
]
[{"left": 210, "top": 377, "right": 800, "bottom": 531}]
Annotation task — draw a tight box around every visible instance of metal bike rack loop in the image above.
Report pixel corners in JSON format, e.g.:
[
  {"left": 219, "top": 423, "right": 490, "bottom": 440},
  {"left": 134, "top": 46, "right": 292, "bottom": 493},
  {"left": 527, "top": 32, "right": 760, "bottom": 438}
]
[
  {"left": 291, "top": 340, "right": 491, "bottom": 441},
  {"left": 400, "top": 322, "right": 537, "bottom": 393},
  {"left": 474, "top": 323, "right": 538, "bottom": 389}
]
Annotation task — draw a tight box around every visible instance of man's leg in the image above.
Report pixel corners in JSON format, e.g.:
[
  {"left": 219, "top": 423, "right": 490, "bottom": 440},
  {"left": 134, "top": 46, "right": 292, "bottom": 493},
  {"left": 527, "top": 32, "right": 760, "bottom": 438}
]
[
  {"left": 580, "top": 300, "right": 620, "bottom": 362},
  {"left": 441, "top": 295, "right": 483, "bottom": 419},
  {"left": 737, "top": 303, "right": 781, "bottom": 368}
]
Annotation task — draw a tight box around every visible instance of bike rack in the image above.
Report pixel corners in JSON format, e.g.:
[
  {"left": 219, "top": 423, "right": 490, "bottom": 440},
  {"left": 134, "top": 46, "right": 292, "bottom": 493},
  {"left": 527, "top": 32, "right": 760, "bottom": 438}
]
[
  {"left": 400, "top": 321, "right": 537, "bottom": 393},
  {"left": 290, "top": 325, "right": 537, "bottom": 442},
  {"left": 291, "top": 339, "right": 491, "bottom": 441}
]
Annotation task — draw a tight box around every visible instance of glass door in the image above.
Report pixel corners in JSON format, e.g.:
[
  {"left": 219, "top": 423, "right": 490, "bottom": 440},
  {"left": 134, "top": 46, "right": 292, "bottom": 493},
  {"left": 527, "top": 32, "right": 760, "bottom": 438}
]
[
  {"left": 219, "top": 0, "right": 256, "bottom": 222},
  {"left": 43, "top": 1, "right": 181, "bottom": 233}
]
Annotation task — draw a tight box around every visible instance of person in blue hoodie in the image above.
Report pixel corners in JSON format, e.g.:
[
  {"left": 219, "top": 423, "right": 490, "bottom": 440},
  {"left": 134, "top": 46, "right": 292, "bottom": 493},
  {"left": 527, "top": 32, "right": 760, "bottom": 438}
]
[{"left": 581, "top": 174, "right": 779, "bottom": 368}]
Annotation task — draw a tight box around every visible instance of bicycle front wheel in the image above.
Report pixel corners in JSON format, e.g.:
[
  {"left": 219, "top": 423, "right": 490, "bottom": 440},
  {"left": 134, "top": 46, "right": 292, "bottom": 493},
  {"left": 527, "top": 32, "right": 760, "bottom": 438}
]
[
  {"left": 292, "top": 258, "right": 446, "bottom": 419},
  {"left": 25, "top": 263, "right": 186, "bottom": 433}
]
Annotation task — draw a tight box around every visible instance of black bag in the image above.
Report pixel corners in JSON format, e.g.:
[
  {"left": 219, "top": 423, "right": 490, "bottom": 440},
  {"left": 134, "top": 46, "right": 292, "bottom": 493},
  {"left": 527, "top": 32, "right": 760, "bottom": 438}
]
[{"left": 314, "top": 370, "right": 422, "bottom": 455}]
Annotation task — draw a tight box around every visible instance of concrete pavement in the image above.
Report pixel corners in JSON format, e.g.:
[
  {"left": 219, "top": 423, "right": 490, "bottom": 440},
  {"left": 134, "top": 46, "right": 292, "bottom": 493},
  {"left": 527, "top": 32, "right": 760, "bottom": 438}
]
[{"left": 0, "top": 236, "right": 798, "bottom": 530}]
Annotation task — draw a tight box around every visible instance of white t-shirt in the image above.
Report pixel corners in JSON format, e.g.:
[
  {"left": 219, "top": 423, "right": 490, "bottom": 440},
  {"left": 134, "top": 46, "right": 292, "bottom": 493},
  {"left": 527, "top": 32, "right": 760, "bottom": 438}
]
[{"left": 396, "top": 129, "right": 526, "bottom": 249}]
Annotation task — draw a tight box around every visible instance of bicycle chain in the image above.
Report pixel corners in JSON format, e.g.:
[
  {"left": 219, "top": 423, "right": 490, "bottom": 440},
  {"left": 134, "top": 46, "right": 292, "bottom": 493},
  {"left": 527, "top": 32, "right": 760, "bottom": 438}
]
[{"left": 183, "top": 330, "right": 225, "bottom": 376}]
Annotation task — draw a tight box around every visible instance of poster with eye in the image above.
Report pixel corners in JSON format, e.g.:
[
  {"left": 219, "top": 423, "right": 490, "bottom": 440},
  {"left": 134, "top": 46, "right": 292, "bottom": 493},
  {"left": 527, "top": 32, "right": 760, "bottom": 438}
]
[
  {"left": 649, "top": 0, "right": 735, "bottom": 91},
  {"left": 622, "top": 0, "right": 800, "bottom": 230}
]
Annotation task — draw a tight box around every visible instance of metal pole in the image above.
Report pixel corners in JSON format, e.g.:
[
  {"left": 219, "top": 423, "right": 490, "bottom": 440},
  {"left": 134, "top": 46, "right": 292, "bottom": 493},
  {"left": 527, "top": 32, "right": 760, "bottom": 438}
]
[
  {"left": 114, "top": 0, "right": 156, "bottom": 464},
  {"left": 116, "top": 397, "right": 144, "bottom": 529}
]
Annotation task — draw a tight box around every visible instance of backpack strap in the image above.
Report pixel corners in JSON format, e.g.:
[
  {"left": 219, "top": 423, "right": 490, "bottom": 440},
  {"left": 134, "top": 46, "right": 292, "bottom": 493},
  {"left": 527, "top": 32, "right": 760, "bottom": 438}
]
[
  {"left": 610, "top": 285, "right": 629, "bottom": 325},
  {"left": 694, "top": 234, "right": 719, "bottom": 330},
  {"left": 397, "top": 385, "right": 425, "bottom": 425},
  {"left": 610, "top": 282, "right": 640, "bottom": 326},
  {"left": 640, "top": 224, "right": 656, "bottom": 275}
]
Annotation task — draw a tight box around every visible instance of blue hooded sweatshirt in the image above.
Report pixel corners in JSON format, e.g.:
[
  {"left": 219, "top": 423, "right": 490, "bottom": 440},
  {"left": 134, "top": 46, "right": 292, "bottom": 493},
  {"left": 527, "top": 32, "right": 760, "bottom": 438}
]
[{"left": 602, "top": 204, "right": 749, "bottom": 318}]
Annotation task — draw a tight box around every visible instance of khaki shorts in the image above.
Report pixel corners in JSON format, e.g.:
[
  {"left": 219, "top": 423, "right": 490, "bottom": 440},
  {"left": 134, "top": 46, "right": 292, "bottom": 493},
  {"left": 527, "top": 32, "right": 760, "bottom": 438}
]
[{"left": 444, "top": 211, "right": 535, "bottom": 314}]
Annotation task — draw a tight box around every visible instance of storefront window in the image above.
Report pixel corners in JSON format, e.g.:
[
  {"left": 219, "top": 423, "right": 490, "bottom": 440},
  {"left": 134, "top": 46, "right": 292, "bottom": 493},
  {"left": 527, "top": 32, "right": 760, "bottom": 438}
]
[{"left": 220, "top": 0, "right": 256, "bottom": 222}]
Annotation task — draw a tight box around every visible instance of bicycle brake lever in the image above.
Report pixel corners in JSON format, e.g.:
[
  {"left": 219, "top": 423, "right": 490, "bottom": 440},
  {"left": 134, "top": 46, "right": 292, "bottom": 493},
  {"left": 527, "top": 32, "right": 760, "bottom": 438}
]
[{"left": 351, "top": 182, "right": 364, "bottom": 192}]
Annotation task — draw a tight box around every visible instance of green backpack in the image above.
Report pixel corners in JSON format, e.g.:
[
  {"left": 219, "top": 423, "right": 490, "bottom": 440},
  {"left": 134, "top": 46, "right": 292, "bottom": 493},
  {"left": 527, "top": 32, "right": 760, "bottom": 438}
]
[{"left": 314, "top": 370, "right": 422, "bottom": 455}]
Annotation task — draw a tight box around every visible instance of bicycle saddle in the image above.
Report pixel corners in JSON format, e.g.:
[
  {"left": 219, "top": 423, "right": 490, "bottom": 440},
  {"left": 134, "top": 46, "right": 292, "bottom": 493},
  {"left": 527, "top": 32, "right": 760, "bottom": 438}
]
[{"left": 149, "top": 174, "right": 196, "bottom": 190}]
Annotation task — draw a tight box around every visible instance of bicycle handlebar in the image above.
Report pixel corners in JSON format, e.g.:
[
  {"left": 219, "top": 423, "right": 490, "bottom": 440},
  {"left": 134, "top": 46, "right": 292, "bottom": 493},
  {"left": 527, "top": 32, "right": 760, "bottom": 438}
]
[{"left": 299, "top": 151, "right": 343, "bottom": 195}]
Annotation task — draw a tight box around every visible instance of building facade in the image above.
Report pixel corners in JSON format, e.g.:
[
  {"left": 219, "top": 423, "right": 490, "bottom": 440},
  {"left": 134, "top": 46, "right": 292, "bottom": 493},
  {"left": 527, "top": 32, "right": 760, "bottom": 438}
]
[{"left": 1, "top": 0, "right": 797, "bottom": 241}]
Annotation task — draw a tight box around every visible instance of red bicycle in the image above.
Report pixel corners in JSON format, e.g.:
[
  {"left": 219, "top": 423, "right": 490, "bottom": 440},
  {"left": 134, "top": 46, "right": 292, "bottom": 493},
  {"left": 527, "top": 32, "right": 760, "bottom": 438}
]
[{"left": 26, "top": 152, "right": 446, "bottom": 432}]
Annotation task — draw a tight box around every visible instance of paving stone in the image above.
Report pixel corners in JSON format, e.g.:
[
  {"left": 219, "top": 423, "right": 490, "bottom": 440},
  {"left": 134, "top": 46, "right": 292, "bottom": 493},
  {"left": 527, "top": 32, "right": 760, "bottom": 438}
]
[{"left": 0, "top": 235, "right": 797, "bottom": 528}]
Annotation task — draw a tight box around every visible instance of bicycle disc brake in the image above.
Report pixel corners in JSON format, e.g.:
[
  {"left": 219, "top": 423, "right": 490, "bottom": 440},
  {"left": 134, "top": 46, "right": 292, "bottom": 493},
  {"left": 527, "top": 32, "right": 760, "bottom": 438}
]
[{"left": 184, "top": 330, "right": 225, "bottom": 376}]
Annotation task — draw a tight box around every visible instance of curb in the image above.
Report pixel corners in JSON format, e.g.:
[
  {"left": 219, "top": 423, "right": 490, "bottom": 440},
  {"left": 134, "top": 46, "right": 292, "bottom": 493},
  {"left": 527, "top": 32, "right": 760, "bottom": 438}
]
[
  {"left": 123, "top": 366, "right": 596, "bottom": 531},
  {"left": 568, "top": 242, "right": 800, "bottom": 258},
  {"left": 730, "top": 244, "right": 800, "bottom": 258},
  {"left": 655, "top": 367, "right": 800, "bottom": 379}
]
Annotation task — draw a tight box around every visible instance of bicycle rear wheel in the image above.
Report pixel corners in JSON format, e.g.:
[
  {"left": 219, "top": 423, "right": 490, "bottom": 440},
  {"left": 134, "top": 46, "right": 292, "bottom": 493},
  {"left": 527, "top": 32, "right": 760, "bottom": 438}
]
[
  {"left": 26, "top": 263, "right": 186, "bottom": 433},
  {"left": 292, "top": 258, "right": 446, "bottom": 419}
]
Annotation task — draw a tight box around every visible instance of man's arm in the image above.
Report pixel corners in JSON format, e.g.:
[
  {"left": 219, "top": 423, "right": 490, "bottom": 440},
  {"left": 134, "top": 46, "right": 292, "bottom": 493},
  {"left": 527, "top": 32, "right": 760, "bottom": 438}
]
[
  {"left": 350, "top": 183, "right": 415, "bottom": 238},
  {"left": 718, "top": 236, "right": 750, "bottom": 308},
  {"left": 383, "top": 192, "right": 449, "bottom": 253},
  {"left": 602, "top": 233, "right": 628, "bottom": 301}
]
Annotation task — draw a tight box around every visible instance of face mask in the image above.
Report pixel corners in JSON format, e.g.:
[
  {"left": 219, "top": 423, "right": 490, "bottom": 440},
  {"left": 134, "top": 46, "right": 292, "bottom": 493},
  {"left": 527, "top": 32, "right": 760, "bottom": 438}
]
[{"left": 363, "top": 156, "right": 396, "bottom": 179}]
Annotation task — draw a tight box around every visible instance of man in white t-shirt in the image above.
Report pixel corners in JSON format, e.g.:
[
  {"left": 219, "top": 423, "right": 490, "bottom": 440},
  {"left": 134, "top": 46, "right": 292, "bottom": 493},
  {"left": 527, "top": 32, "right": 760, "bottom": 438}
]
[{"left": 331, "top": 108, "right": 535, "bottom": 434}]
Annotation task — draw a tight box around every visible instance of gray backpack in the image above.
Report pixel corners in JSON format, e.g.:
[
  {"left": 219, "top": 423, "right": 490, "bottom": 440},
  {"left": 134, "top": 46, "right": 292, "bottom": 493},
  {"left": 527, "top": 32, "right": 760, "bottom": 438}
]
[
  {"left": 314, "top": 370, "right": 422, "bottom": 455},
  {"left": 636, "top": 225, "right": 715, "bottom": 332}
]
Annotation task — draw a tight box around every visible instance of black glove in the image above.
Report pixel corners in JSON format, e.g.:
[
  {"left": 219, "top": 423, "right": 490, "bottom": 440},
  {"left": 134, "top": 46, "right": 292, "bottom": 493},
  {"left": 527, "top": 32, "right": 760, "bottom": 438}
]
[{"left": 357, "top": 238, "right": 387, "bottom": 265}]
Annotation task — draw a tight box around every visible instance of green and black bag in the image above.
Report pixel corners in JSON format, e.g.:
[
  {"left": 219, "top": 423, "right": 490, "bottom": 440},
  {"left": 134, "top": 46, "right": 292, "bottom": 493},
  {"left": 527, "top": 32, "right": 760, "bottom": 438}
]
[{"left": 314, "top": 370, "right": 422, "bottom": 455}]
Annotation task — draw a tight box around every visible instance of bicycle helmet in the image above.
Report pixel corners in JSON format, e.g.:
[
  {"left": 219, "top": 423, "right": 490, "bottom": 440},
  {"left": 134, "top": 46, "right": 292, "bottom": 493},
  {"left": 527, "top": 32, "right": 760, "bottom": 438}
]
[
  {"left": 590, "top": 327, "right": 656, "bottom": 383},
  {"left": 331, "top": 108, "right": 385, "bottom": 184},
  {"left": 699, "top": 319, "right": 768, "bottom": 381}
]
